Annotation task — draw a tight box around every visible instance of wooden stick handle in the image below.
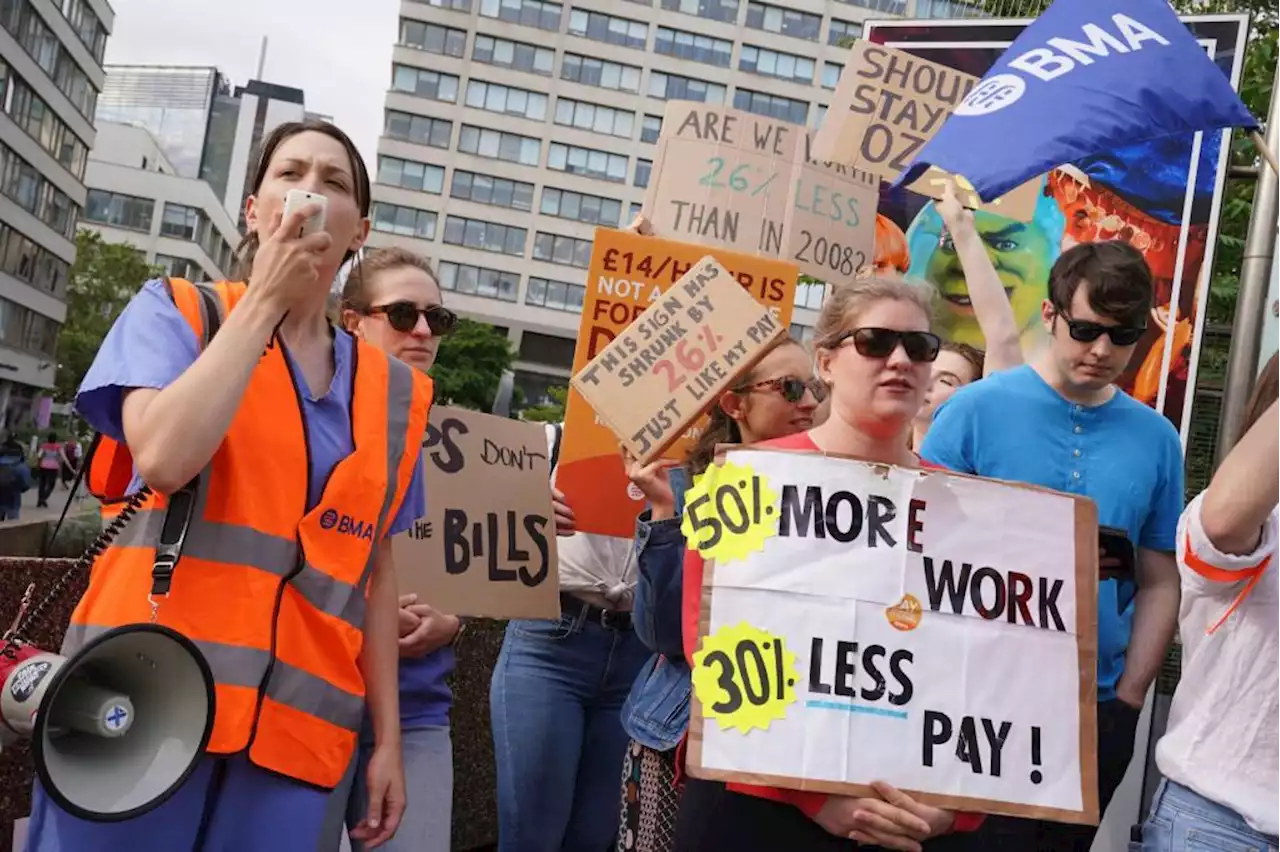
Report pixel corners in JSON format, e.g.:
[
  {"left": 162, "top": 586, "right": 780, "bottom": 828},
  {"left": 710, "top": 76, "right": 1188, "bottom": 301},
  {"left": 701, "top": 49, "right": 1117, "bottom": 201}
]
[{"left": 1252, "top": 130, "right": 1279, "bottom": 178}]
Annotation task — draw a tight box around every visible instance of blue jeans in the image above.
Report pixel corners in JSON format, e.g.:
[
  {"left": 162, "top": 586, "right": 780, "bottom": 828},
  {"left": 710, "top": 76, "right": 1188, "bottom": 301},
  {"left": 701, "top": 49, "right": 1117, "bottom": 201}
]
[
  {"left": 491, "top": 610, "right": 649, "bottom": 852},
  {"left": 25, "top": 754, "right": 334, "bottom": 851},
  {"left": 1139, "top": 780, "right": 1279, "bottom": 852}
]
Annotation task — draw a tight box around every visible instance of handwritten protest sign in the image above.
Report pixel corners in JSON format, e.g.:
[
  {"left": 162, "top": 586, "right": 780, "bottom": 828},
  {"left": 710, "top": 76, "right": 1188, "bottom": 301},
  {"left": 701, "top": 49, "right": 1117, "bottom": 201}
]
[
  {"left": 572, "top": 257, "right": 787, "bottom": 464},
  {"left": 556, "top": 228, "right": 797, "bottom": 538},
  {"left": 685, "top": 447, "right": 1100, "bottom": 824},
  {"left": 813, "top": 42, "right": 1039, "bottom": 222},
  {"left": 645, "top": 102, "right": 878, "bottom": 280},
  {"left": 392, "top": 406, "right": 560, "bottom": 619}
]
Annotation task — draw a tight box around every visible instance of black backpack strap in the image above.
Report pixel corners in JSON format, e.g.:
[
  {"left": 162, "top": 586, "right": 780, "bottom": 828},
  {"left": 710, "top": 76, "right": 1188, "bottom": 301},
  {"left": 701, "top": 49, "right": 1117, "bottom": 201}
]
[
  {"left": 548, "top": 423, "right": 564, "bottom": 474},
  {"left": 193, "top": 282, "right": 224, "bottom": 345}
]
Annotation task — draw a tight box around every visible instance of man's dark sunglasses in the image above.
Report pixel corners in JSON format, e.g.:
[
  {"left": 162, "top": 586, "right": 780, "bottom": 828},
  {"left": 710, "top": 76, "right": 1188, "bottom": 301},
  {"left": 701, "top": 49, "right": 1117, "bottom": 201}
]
[
  {"left": 367, "top": 302, "right": 458, "bottom": 336},
  {"left": 832, "top": 327, "right": 942, "bottom": 363},
  {"left": 738, "top": 376, "right": 827, "bottom": 404},
  {"left": 1055, "top": 310, "right": 1146, "bottom": 347}
]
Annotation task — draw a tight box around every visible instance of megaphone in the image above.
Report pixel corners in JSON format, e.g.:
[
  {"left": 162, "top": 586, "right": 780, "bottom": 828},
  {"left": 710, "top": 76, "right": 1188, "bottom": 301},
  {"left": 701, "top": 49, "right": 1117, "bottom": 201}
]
[{"left": 0, "top": 624, "right": 215, "bottom": 822}]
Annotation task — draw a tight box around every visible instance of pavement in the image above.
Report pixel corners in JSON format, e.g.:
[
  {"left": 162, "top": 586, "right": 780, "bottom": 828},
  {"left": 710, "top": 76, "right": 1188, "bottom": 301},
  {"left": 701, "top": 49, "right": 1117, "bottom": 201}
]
[{"left": 0, "top": 483, "right": 99, "bottom": 530}]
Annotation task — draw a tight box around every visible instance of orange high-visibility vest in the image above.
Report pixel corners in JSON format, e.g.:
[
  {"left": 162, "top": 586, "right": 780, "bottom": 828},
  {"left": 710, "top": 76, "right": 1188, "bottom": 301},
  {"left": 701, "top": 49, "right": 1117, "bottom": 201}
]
[{"left": 67, "top": 278, "right": 432, "bottom": 789}]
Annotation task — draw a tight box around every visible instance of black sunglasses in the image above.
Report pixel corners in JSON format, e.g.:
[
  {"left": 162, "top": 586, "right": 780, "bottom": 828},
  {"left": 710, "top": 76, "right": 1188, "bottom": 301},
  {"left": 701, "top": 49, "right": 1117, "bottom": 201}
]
[
  {"left": 367, "top": 302, "right": 458, "bottom": 336},
  {"left": 738, "top": 376, "right": 827, "bottom": 404},
  {"left": 832, "top": 328, "right": 941, "bottom": 363},
  {"left": 1055, "top": 310, "right": 1146, "bottom": 347}
]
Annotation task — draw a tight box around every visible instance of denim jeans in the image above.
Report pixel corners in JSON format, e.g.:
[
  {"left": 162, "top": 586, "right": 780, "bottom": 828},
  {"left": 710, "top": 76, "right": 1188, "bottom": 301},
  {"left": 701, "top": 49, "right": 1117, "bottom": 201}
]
[
  {"left": 490, "top": 608, "right": 649, "bottom": 852},
  {"left": 1139, "top": 780, "right": 1279, "bottom": 852}
]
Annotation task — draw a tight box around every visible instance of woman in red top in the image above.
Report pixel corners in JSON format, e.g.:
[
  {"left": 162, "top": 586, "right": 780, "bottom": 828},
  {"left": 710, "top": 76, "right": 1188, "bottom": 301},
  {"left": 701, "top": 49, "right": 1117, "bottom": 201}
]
[{"left": 675, "top": 278, "right": 985, "bottom": 852}]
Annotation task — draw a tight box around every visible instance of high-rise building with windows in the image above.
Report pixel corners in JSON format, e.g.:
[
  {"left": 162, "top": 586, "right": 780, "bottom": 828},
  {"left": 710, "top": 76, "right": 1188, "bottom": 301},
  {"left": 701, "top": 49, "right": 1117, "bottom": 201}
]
[
  {"left": 0, "top": 0, "right": 111, "bottom": 425},
  {"left": 369, "top": 0, "right": 974, "bottom": 407}
]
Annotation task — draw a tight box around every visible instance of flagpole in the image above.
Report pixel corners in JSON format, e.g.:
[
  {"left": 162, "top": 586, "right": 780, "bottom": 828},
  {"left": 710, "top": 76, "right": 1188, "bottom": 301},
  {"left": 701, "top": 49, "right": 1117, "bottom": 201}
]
[{"left": 1251, "top": 131, "right": 1279, "bottom": 178}]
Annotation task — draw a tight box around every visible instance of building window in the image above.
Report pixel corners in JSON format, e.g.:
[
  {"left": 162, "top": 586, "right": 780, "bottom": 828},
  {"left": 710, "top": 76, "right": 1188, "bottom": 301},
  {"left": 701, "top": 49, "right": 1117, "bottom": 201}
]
[
  {"left": 58, "top": 0, "right": 107, "bottom": 62},
  {"left": 790, "top": 323, "right": 816, "bottom": 344},
  {"left": 0, "top": 140, "right": 76, "bottom": 237},
  {"left": 0, "top": 2, "right": 97, "bottom": 117},
  {"left": 547, "top": 143, "right": 628, "bottom": 183},
  {"left": 828, "top": 18, "right": 862, "bottom": 47},
  {"left": 399, "top": 19, "right": 467, "bottom": 57},
  {"left": 554, "top": 98, "right": 635, "bottom": 138},
  {"left": 634, "top": 159, "right": 652, "bottom": 188},
  {"left": 822, "top": 62, "right": 843, "bottom": 90},
  {"left": 465, "top": 80, "right": 548, "bottom": 121},
  {"left": 648, "top": 72, "right": 726, "bottom": 103},
  {"left": 526, "top": 277, "right": 586, "bottom": 312},
  {"left": 812, "top": 103, "right": 828, "bottom": 128},
  {"left": 841, "top": 0, "right": 906, "bottom": 13},
  {"left": 473, "top": 35, "right": 554, "bottom": 75},
  {"left": 154, "top": 253, "right": 204, "bottom": 281},
  {"left": 438, "top": 261, "right": 520, "bottom": 302},
  {"left": 377, "top": 156, "right": 445, "bottom": 194},
  {"left": 443, "top": 215, "right": 527, "bottom": 256},
  {"left": 411, "top": 0, "right": 473, "bottom": 11},
  {"left": 654, "top": 27, "right": 732, "bottom": 67},
  {"left": 391, "top": 65, "right": 460, "bottom": 103},
  {"left": 561, "top": 54, "right": 641, "bottom": 93},
  {"left": 533, "top": 232, "right": 593, "bottom": 268},
  {"left": 458, "top": 125, "right": 541, "bottom": 166},
  {"left": 658, "top": 0, "right": 739, "bottom": 24},
  {"left": 385, "top": 110, "right": 452, "bottom": 149},
  {"left": 0, "top": 221, "right": 68, "bottom": 295},
  {"left": 795, "top": 279, "right": 826, "bottom": 310},
  {"left": 540, "top": 187, "right": 622, "bottom": 227},
  {"left": 450, "top": 170, "right": 535, "bottom": 211},
  {"left": 740, "top": 45, "right": 815, "bottom": 84},
  {"left": 568, "top": 9, "right": 647, "bottom": 49},
  {"left": 479, "top": 0, "right": 563, "bottom": 31},
  {"left": 733, "top": 89, "right": 808, "bottom": 124},
  {"left": 641, "top": 115, "right": 662, "bottom": 144},
  {"left": 914, "top": 0, "right": 983, "bottom": 16},
  {"left": 17, "top": 305, "right": 57, "bottom": 356},
  {"left": 745, "top": 2, "right": 820, "bottom": 40},
  {"left": 372, "top": 202, "right": 438, "bottom": 239},
  {"left": 84, "top": 189, "right": 154, "bottom": 233},
  {"left": 4, "top": 70, "right": 88, "bottom": 179},
  {"left": 159, "top": 202, "right": 203, "bottom": 240},
  {"left": 628, "top": 201, "right": 643, "bottom": 221}
]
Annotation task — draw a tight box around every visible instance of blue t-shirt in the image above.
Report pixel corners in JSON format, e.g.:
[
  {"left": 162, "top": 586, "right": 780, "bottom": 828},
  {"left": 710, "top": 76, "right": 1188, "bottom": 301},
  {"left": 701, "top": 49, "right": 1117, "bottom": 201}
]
[
  {"left": 76, "top": 280, "right": 448, "bottom": 726},
  {"left": 920, "top": 365, "right": 1184, "bottom": 702}
]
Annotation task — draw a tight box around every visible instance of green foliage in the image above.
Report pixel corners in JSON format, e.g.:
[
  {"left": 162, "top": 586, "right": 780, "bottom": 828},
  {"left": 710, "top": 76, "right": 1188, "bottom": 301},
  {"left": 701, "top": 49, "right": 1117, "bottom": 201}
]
[
  {"left": 55, "top": 231, "right": 162, "bottom": 403},
  {"left": 520, "top": 385, "right": 568, "bottom": 423},
  {"left": 430, "top": 318, "right": 516, "bottom": 411}
]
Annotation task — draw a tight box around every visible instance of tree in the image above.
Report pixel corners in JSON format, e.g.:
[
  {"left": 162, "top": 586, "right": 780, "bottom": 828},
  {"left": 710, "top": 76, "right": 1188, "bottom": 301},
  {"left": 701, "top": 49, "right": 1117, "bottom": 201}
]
[
  {"left": 520, "top": 384, "right": 568, "bottom": 423},
  {"left": 55, "top": 230, "right": 162, "bottom": 402},
  {"left": 430, "top": 318, "right": 516, "bottom": 411}
]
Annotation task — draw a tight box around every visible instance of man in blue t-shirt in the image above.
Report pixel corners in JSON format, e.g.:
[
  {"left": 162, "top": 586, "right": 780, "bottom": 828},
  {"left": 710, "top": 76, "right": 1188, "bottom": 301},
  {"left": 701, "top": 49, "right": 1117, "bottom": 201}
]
[{"left": 922, "top": 241, "right": 1183, "bottom": 851}]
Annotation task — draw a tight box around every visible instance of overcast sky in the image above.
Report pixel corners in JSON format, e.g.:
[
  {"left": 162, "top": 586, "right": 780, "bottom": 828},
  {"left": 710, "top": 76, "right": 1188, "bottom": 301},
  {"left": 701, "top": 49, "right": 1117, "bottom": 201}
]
[{"left": 103, "top": 0, "right": 398, "bottom": 168}]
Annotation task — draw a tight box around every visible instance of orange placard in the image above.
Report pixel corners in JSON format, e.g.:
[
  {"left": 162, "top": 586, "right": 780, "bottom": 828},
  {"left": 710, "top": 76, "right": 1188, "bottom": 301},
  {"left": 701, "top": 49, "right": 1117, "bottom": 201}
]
[{"left": 558, "top": 228, "right": 798, "bottom": 538}]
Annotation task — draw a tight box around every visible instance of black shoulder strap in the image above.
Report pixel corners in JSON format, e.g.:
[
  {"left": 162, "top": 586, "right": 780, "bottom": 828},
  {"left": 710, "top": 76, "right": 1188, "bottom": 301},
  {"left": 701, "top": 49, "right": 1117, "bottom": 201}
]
[
  {"left": 548, "top": 423, "right": 564, "bottom": 474},
  {"left": 194, "top": 283, "right": 224, "bottom": 345}
]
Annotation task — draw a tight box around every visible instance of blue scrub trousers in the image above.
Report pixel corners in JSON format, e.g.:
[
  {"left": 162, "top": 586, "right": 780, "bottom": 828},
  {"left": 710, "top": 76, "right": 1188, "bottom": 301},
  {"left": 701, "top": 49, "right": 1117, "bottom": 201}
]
[{"left": 25, "top": 753, "right": 336, "bottom": 852}]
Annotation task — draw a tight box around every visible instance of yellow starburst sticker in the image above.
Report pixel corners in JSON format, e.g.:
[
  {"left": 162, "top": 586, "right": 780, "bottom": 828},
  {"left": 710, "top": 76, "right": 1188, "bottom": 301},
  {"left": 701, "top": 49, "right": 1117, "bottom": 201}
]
[
  {"left": 680, "top": 460, "right": 780, "bottom": 564},
  {"left": 692, "top": 622, "right": 800, "bottom": 733}
]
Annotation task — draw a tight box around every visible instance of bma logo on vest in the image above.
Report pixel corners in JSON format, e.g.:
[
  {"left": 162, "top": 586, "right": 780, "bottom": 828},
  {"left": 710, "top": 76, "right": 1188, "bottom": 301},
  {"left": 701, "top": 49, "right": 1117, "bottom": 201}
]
[
  {"left": 955, "top": 14, "right": 1171, "bottom": 117},
  {"left": 320, "top": 508, "right": 374, "bottom": 541}
]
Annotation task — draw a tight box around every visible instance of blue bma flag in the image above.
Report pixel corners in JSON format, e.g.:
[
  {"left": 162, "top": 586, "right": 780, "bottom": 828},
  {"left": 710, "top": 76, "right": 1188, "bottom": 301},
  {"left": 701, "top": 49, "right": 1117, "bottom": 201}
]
[{"left": 893, "top": 0, "right": 1257, "bottom": 203}]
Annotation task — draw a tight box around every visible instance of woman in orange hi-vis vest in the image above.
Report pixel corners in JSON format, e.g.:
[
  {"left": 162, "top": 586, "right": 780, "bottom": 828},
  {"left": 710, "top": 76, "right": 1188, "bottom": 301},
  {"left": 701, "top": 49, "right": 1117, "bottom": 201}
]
[{"left": 25, "top": 121, "right": 431, "bottom": 852}]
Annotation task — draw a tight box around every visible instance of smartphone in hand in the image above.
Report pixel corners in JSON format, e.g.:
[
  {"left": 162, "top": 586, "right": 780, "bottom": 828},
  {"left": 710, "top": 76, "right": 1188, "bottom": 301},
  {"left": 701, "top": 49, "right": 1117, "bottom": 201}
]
[
  {"left": 1099, "top": 525, "right": 1136, "bottom": 582},
  {"left": 282, "top": 189, "right": 327, "bottom": 238}
]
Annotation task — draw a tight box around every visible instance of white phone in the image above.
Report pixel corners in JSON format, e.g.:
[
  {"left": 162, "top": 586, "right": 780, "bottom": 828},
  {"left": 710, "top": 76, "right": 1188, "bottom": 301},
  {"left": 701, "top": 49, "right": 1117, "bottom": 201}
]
[{"left": 282, "top": 189, "right": 328, "bottom": 238}]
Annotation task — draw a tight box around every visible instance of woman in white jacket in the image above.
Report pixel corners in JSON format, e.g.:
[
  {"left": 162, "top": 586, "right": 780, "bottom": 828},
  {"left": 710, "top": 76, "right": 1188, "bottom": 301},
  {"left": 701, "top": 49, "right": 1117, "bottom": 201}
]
[{"left": 1140, "top": 353, "right": 1278, "bottom": 850}]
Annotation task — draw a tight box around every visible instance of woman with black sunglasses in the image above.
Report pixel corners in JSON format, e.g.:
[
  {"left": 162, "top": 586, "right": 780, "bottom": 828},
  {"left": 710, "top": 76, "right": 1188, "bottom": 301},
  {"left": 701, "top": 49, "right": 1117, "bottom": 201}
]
[
  {"left": 672, "top": 278, "right": 987, "bottom": 852},
  {"left": 619, "top": 335, "right": 825, "bottom": 852}
]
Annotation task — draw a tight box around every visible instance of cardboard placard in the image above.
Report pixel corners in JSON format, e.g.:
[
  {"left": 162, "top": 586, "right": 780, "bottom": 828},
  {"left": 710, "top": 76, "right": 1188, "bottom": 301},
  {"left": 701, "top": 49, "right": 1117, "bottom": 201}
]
[
  {"left": 645, "top": 102, "right": 879, "bottom": 280},
  {"left": 572, "top": 256, "right": 787, "bottom": 464},
  {"left": 686, "top": 446, "right": 1100, "bottom": 825},
  {"left": 392, "top": 406, "right": 560, "bottom": 620},
  {"left": 813, "top": 42, "right": 1039, "bottom": 222},
  {"left": 556, "top": 228, "right": 797, "bottom": 538}
]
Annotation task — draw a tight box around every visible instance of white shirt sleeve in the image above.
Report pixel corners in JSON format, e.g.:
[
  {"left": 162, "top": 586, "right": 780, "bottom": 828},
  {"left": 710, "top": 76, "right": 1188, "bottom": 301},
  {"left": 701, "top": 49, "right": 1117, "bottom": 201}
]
[{"left": 1178, "top": 492, "right": 1278, "bottom": 585}]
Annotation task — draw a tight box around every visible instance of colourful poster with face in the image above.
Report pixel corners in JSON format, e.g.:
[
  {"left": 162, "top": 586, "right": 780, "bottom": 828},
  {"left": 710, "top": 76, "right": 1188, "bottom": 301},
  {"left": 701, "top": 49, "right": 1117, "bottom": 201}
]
[{"left": 862, "top": 16, "right": 1249, "bottom": 442}]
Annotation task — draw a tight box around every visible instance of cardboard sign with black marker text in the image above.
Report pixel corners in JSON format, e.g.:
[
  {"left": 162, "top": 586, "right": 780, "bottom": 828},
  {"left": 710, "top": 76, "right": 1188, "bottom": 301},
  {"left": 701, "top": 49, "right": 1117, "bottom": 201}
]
[
  {"left": 684, "top": 446, "right": 1100, "bottom": 824},
  {"left": 392, "top": 406, "right": 561, "bottom": 620},
  {"left": 571, "top": 255, "right": 787, "bottom": 465},
  {"left": 644, "top": 102, "right": 879, "bottom": 279},
  {"left": 812, "top": 41, "right": 1040, "bottom": 222}
]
